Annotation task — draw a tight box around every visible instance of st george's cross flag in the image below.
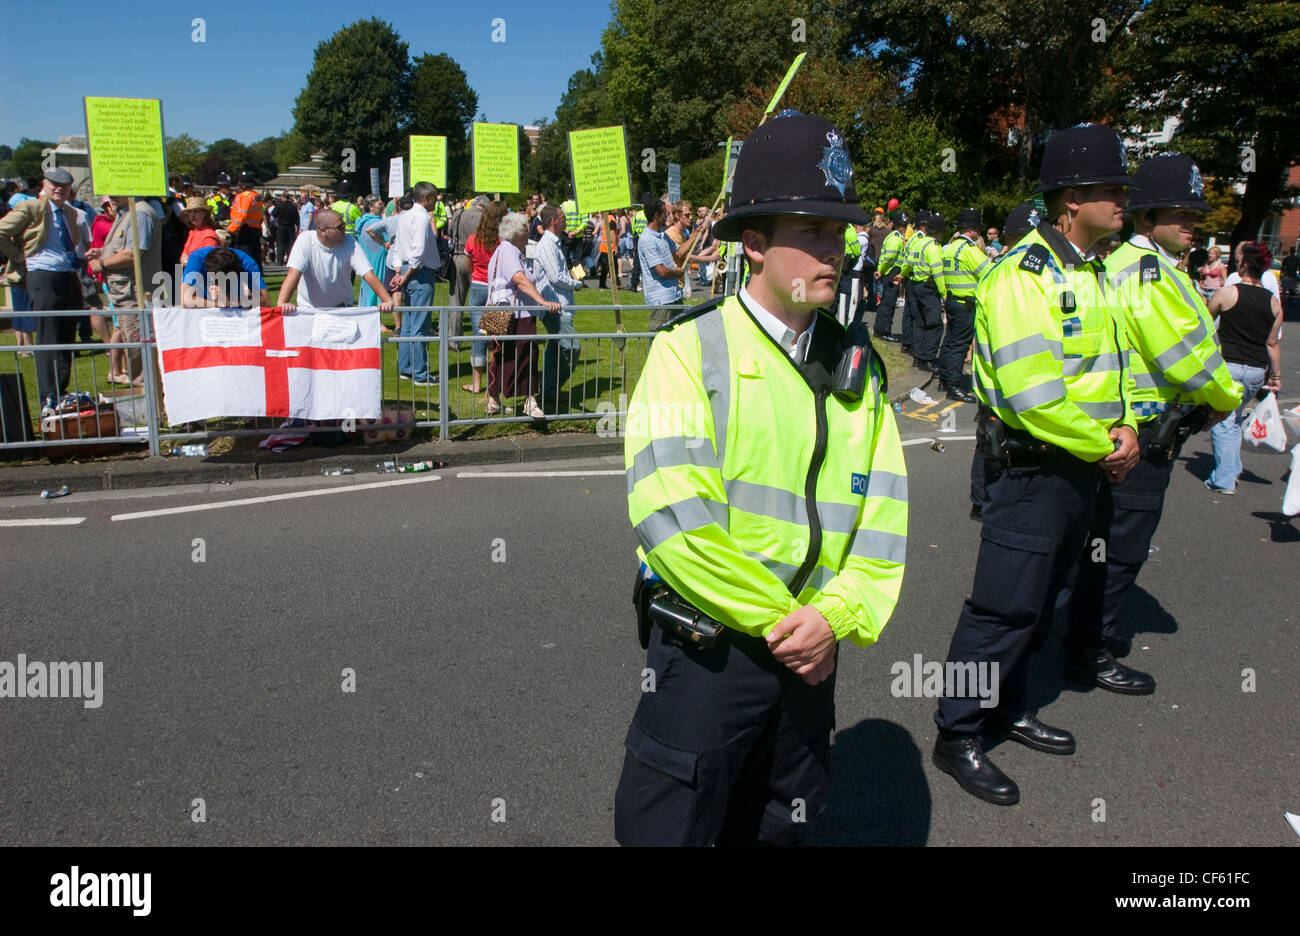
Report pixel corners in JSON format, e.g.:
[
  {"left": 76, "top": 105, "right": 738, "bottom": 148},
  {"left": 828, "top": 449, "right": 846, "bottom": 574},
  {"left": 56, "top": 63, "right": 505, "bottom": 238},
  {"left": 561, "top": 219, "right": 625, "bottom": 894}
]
[{"left": 155, "top": 306, "right": 382, "bottom": 424}]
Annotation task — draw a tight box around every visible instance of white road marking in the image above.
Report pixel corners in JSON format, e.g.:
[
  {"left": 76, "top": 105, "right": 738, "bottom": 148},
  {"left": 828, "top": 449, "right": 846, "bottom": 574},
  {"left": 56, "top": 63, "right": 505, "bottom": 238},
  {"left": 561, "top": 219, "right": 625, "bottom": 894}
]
[
  {"left": 902, "top": 435, "right": 976, "bottom": 446},
  {"left": 110, "top": 475, "right": 441, "bottom": 521},
  {"left": 0, "top": 517, "right": 88, "bottom": 527},
  {"left": 456, "top": 470, "right": 626, "bottom": 478}
]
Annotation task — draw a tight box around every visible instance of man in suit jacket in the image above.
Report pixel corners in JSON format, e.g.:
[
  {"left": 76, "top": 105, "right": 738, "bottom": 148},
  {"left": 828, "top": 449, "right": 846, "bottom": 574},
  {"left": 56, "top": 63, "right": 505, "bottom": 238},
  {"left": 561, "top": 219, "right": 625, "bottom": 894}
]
[{"left": 0, "top": 168, "right": 85, "bottom": 405}]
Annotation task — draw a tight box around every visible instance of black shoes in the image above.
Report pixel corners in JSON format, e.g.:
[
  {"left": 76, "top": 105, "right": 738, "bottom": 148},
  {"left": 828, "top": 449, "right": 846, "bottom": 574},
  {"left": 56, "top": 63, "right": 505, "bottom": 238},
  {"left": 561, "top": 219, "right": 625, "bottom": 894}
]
[
  {"left": 939, "top": 381, "right": 977, "bottom": 403},
  {"left": 989, "top": 713, "right": 1076, "bottom": 755},
  {"left": 874, "top": 332, "right": 902, "bottom": 344},
  {"left": 900, "top": 344, "right": 912, "bottom": 355},
  {"left": 1065, "top": 649, "right": 1155, "bottom": 695},
  {"left": 932, "top": 734, "right": 1019, "bottom": 805},
  {"left": 912, "top": 358, "right": 933, "bottom": 371}
]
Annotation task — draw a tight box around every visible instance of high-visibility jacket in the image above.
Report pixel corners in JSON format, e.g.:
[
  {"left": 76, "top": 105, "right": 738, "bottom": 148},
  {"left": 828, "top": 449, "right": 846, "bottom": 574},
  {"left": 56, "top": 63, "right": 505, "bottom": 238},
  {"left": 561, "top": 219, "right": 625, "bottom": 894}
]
[
  {"left": 625, "top": 294, "right": 908, "bottom": 645},
  {"left": 632, "top": 210, "right": 647, "bottom": 236},
  {"left": 1106, "top": 236, "right": 1242, "bottom": 422},
  {"left": 228, "top": 189, "right": 264, "bottom": 233},
  {"left": 843, "top": 225, "right": 862, "bottom": 258},
  {"left": 973, "top": 225, "right": 1137, "bottom": 461},
  {"left": 561, "top": 199, "right": 582, "bottom": 234},
  {"left": 330, "top": 199, "right": 362, "bottom": 235},
  {"left": 206, "top": 193, "right": 231, "bottom": 223},
  {"left": 942, "top": 235, "right": 988, "bottom": 299},
  {"left": 913, "top": 235, "right": 945, "bottom": 298},
  {"left": 877, "top": 229, "right": 905, "bottom": 275},
  {"left": 900, "top": 230, "right": 922, "bottom": 278},
  {"left": 431, "top": 200, "right": 448, "bottom": 231}
]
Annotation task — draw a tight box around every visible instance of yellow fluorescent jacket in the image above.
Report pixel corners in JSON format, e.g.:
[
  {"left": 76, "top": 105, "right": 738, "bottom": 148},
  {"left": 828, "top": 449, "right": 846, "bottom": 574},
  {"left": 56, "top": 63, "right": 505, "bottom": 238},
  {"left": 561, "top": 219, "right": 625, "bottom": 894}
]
[
  {"left": 1105, "top": 237, "right": 1242, "bottom": 421},
  {"left": 625, "top": 295, "right": 908, "bottom": 647},
  {"left": 973, "top": 225, "right": 1138, "bottom": 461}
]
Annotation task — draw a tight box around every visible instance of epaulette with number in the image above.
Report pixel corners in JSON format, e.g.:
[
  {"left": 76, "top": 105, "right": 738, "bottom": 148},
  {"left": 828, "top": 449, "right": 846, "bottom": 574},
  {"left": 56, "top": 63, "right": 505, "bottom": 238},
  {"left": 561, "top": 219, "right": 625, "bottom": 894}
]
[
  {"left": 1139, "top": 254, "right": 1161, "bottom": 283},
  {"left": 1018, "top": 243, "right": 1050, "bottom": 275}
]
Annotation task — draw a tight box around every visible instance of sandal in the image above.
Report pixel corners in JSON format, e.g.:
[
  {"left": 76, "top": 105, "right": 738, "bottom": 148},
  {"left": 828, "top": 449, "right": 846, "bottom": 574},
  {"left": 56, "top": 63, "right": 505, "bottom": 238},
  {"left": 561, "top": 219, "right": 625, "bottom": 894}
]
[
  {"left": 487, "top": 399, "right": 512, "bottom": 416},
  {"left": 108, "top": 373, "right": 132, "bottom": 385},
  {"left": 524, "top": 401, "right": 546, "bottom": 420}
]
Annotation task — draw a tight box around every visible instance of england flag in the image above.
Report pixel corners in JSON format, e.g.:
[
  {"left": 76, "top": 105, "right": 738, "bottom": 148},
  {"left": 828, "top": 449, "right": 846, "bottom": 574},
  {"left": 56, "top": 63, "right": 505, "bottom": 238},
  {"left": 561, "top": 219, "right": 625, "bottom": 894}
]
[{"left": 155, "top": 306, "right": 383, "bottom": 424}]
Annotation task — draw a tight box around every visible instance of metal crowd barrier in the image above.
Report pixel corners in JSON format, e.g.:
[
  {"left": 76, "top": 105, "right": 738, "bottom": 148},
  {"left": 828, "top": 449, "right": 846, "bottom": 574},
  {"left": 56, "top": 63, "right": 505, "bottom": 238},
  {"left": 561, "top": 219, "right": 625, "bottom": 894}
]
[{"left": 1, "top": 303, "right": 693, "bottom": 459}]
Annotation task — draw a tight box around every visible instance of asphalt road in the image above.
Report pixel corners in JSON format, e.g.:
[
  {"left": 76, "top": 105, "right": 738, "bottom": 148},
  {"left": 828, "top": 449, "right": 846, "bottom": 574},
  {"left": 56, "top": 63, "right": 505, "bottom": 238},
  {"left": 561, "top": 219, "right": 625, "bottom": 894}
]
[{"left": 2, "top": 372, "right": 1297, "bottom": 846}]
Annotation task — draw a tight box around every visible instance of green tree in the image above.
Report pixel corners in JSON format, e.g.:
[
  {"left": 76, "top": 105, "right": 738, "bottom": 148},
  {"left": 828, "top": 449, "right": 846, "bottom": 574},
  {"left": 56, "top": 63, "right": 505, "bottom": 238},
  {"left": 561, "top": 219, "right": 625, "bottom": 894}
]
[
  {"left": 0, "top": 144, "right": 15, "bottom": 176},
  {"left": 275, "top": 128, "right": 312, "bottom": 174},
  {"left": 1108, "top": 0, "right": 1300, "bottom": 246},
  {"left": 846, "top": 0, "right": 1144, "bottom": 184},
  {"left": 409, "top": 52, "right": 478, "bottom": 194},
  {"left": 7, "top": 138, "right": 54, "bottom": 181},
  {"left": 292, "top": 18, "right": 410, "bottom": 185},
  {"left": 245, "top": 137, "right": 281, "bottom": 183},
  {"left": 164, "top": 134, "right": 204, "bottom": 178}
]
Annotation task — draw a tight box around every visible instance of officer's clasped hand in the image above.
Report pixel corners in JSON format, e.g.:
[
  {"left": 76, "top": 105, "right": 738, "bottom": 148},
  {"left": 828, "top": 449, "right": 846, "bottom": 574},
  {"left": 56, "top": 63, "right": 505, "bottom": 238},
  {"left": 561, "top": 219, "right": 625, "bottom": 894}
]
[
  {"left": 1101, "top": 426, "right": 1140, "bottom": 482},
  {"left": 766, "top": 606, "right": 837, "bottom": 686}
]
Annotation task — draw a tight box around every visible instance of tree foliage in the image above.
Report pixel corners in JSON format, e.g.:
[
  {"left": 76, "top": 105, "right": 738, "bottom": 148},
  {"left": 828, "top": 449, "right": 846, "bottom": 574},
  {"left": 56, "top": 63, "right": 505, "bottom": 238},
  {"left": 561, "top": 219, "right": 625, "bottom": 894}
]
[
  {"left": 292, "top": 18, "right": 410, "bottom": 187},
  {"left": 5, "top": 138, "right": 54, "bottom": 181},
  {"left": 164, "top": 134, "right": 204, "bottom": 178},
  {"left": 1108, "top": 0, "right": 1300, "bottom": 245},
  {"left": 409, "top": 52, "right": 478, "bottom": 194}
]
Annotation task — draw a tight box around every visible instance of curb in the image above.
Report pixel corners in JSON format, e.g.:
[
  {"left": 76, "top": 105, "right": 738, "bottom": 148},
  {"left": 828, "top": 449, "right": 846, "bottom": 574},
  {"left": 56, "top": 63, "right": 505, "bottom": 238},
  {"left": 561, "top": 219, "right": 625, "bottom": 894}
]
[{"left": 0, "top": 433, "right": 625, "bottom": 496}]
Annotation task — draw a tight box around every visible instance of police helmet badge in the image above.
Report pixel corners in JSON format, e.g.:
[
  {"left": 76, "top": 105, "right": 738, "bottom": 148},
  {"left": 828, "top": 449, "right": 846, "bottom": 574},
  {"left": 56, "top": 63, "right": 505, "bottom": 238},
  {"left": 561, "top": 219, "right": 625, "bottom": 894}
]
[
  {"left": 1189, "top": 163, "right": 1204, "bottom": 197},
  {"left": 1117, "top": 139, "right": 1128, "bottom": 171},
  {"left": 818, "top": 130, "right": 852, "bottom": 196},
  {"left": 1027, "top": 208, "right": 1041, "bottom": 227}
]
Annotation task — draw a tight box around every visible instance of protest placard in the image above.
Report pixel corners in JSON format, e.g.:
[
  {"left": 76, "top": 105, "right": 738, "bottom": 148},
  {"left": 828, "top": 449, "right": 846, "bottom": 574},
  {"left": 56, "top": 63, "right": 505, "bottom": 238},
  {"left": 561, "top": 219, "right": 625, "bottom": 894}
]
[
  {"left": 567, "top": 126, "right": 632, "bottom": 215},
  {"left": 472, "top": 123, "right": 520, "bottom": 194},
  {"left": 409, "top": 135, "right": 447, "bottom": 189},
  {"left": 83, "top": 96, "right": 167, "bottom": 196}
]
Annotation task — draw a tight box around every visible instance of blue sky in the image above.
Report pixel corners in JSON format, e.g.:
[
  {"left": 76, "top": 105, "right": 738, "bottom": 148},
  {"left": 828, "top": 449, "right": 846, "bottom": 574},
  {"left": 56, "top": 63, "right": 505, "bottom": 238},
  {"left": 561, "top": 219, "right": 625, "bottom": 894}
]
[{"left": 0, "top": 0, "right": 613, "bottom": 150}]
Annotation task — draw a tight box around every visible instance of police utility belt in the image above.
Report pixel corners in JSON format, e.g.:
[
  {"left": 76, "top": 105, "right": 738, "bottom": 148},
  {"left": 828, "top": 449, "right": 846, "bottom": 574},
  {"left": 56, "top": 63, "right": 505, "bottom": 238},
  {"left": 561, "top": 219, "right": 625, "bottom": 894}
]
[
  {"left": 976, "top": 405, "right": 1072, "bottom": 469},
  {"left": 634, "top": 565, "right": 726, "bottom": 650},
  {"left": 1139, "top": 403, "right": 1211, "bottom": 460}
]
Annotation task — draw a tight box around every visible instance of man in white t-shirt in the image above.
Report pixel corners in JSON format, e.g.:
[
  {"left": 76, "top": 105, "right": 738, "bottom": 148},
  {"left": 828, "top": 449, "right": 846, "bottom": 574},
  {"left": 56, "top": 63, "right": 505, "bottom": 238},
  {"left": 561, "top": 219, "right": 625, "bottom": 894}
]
[{"left": 277, "top": 209, "right": 395, "bottom": 312}]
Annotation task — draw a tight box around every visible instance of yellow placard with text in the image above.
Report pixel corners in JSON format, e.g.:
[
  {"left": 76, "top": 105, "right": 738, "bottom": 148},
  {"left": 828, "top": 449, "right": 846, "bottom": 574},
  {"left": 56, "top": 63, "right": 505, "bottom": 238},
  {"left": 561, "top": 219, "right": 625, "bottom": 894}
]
[
  {"left": 472, "top": 123, "right": 520, "bottom": 194},
  {"left": 408, "top": 135, "right": 447, "bottom": 190},
  {"left": 567, "top": 126, "right": 632, "bottom": 215},
  {"left": 83, "top": 97, "right": 168, "bottom": 196}
]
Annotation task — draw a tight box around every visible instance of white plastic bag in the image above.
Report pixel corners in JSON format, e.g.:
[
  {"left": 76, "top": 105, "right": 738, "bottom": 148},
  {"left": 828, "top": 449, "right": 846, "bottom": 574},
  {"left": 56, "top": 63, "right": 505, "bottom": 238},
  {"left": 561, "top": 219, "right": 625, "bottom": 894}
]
[
  {"left": 1243, "top": 392, "right": 1286, "bottom": 452},
  {"left": 1284, "top": 445, "right": 1300, "bottom": 517}
]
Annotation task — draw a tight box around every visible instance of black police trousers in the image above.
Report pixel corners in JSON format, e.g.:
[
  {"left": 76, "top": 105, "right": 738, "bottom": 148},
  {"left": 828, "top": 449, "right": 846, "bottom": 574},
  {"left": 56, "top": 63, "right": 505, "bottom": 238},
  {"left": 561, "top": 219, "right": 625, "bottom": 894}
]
[
  {"left": 935, "top": 455, "right": 1102, "bottom": 735},
  {"left": 1064, "top": 440, "right": 1174, "bottom": 646},
  {"left": 911, "top": 281, "right": 944, "bottom": 363},
  {"left": 615, "top": 623, "right": 835, "bottom": 846},
  {"left": 936, "top": 296, "right": 975, "bottom": 386},
  {"left": 900, "top": 281, "right": 917, "bottom": 347},
  {"left": 875, "top": 277, "right": 900, "bottom": 336}
]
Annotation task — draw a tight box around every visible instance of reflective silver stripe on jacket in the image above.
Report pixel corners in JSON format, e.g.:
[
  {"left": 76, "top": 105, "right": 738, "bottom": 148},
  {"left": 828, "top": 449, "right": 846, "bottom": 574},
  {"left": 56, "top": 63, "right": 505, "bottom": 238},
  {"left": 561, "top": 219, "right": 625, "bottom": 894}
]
[
  {"left": 1152, "top": 320, "right": 1209, "bottom": 372},
  {"left": 696, "top": 311, "right": 730, "bottom": 467},
  {"left": 626, "top": 436, "right": 719, "bottom": 494},
  {"left": 1076, "top": 400, "right": 1125, "bottom": 420},
  {"left": 1062, "top": 351, "right": 1123, "bottom": 377},
  {"left": 983, "top": 378, "right": 1068, "bottom": 413},
  {"left": 991, "top": 334, "right": 1064, "bottom": 369},
  {"left": 848, "top": 529, "right": 907, "bottom": 564},
  {"left": 634, "top": 497, "right": 729, "bottom": 552}
]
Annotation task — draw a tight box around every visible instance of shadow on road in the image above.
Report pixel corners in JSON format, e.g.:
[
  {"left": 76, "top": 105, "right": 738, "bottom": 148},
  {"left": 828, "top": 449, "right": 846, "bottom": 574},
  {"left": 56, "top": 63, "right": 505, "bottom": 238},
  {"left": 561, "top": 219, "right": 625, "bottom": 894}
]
[
  {"left": 1251, "top": 511, "right": 1300, "bottom": 542},
  {"left": 804, "top": 718, "right": 931, "bottom": 846}
]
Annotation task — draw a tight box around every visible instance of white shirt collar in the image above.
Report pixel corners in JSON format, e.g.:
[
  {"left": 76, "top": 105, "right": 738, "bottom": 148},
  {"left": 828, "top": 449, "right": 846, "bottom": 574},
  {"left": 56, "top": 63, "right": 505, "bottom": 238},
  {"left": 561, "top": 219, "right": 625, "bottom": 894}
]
[
  {"left": 1128, "top": 232, "right": 1175, "bottom": 261},
  {"left": 740, "top": 285, "right": 815, "bottom": 363}
]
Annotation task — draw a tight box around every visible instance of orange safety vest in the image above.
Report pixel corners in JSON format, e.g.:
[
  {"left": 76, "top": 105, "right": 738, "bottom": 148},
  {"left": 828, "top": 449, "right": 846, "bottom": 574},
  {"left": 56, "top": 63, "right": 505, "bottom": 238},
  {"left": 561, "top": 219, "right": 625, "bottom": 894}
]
[{"left": 228, "top": 189, "right": 264, "bottom": 233}]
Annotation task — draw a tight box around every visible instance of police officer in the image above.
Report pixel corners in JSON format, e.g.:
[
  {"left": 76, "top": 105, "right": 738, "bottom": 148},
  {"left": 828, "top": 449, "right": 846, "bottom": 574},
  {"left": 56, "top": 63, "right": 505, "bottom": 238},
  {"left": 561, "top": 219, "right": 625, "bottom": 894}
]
[
  {"left": 969, "top": 203, "right": 1045, "bottom": 520},
  {"left": 932, "top": 123, "right": 1145, "bottom": 806},
  {"left": 938, "top": 209, "right": 987, "bottom": 403},
  {"left": 910, "top": 212, "right": 947, "bottom": 371},
  {"left": 330, "top": 180, "right": 362, "bottom": 236},
  {"left": 1063, "top": 154, "right": 1241, "bottom": 666},
  {"left": 899, "top": 209, "right": 926, "bottom": 355},
  {"left": 614, "top": 112, "right": 908, "bottom": 845},
  {"left": 873, "top": 210, "right": 906, "bottom": 342}
]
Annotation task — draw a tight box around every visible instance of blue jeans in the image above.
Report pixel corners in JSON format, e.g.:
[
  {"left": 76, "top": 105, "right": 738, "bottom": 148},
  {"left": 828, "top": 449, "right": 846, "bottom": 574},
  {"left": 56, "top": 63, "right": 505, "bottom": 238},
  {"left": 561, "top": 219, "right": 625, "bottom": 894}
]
[
  {"left": 540, "top": 309, "right": 578, "bottom": 402},
  {"left": 1208, "top": 362, "right": 1267, "bottom": 491},
  {"left": 399, "top": 268, "right": 436, "bottom": 381},
  {"left": 467, "top": 282, "right": 488, "bottom": 368}
]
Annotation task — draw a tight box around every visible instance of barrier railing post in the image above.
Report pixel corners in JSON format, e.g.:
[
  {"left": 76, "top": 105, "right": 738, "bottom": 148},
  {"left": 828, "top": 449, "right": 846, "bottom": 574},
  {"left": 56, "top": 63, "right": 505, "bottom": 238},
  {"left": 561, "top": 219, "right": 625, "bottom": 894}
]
[
  {"left": 137, "top": 309, "right": 162, "bottom": 457},
  {"left": 437, "top": 305, "right": 449, "bottom": 442}
]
